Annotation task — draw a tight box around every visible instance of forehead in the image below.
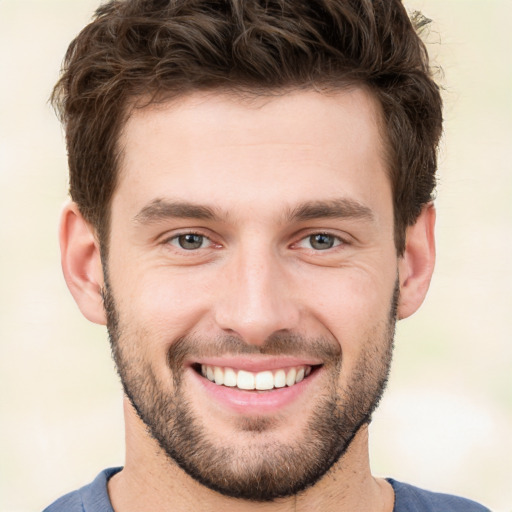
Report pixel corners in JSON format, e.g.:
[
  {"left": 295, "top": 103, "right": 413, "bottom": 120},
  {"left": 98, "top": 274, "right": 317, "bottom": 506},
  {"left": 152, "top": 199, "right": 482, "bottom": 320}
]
[{"left": 114, "top": 87, "right": 390, "bottom": 223}]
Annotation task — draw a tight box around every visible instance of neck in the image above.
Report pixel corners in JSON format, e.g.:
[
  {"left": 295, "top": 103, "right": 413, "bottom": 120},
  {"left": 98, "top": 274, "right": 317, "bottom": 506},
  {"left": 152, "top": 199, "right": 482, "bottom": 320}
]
[{"left": 108, "top": 398, "right": 394, "bottom": 512}]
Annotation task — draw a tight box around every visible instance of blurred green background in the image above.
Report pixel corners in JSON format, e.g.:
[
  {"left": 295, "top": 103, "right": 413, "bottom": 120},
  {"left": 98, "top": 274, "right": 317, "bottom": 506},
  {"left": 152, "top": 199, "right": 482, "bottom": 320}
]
[{"left": 0, "top": 0, "right": 510, "bottom": 510}]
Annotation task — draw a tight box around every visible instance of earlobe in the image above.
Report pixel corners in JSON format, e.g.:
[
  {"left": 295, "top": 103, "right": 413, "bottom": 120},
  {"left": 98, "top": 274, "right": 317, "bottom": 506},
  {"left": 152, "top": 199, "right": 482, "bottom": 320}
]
[
  {"left": 59, "top": 201, "right": 107, "bottom": 325},
  {"left": 397, "top": 203, "right": 436, "bottom": 320}
]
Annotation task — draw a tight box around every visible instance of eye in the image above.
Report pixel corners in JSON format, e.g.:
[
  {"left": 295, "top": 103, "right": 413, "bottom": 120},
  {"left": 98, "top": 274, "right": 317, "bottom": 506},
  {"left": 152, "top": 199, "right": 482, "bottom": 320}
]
[
  {"left": 297, "top": 233, "right": 343, "bottom": 251},
  {"left": 170, "top": 233, "right": 209, "bottom": 250},
  {"left": 309, "top": 233, "right": 337, "bottom": 250}
]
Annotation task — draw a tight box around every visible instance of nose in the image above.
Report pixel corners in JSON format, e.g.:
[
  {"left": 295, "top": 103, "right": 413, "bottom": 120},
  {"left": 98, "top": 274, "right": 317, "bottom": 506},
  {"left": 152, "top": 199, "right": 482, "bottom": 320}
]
[{"left": 214, "top": 245, "right": 300, "bottom": 345}]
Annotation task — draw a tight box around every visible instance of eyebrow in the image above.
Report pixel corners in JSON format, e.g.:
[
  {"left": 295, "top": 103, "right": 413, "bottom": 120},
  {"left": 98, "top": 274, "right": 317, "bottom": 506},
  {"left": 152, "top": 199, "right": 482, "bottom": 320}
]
[
  {"left": 133, "top": 197, "right": 375, "bottom": 225},
  {"left": 286, "top": 198, "right": 375, "bottom": 223},
  {"left": 133, "top": 199, "right": 225, "bottom": 224}
]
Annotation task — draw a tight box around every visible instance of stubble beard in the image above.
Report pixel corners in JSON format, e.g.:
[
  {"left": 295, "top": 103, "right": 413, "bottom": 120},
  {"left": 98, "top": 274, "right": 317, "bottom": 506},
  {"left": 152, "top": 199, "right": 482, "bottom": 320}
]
[{"left": 103, "top": 278, "right": 398, "bottom": 502}]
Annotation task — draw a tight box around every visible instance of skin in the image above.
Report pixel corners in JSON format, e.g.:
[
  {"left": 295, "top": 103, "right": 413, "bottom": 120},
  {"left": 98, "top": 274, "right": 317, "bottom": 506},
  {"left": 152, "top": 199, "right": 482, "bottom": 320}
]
[{"left": 59, "top": 87, "right": 435, "bottom": 512}]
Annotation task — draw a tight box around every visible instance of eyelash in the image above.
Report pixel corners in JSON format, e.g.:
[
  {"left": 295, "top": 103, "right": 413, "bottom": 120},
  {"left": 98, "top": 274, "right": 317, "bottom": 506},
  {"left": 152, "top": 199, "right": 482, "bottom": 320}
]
[
  {"left": 163, "top": 230, "right": 347, "bottom": 252},
  {"left": 293, "top": 232, "right": 346, "bottom": 251},
  {"left": 165, "top": 231, "right": 217, "bottom": 251}
]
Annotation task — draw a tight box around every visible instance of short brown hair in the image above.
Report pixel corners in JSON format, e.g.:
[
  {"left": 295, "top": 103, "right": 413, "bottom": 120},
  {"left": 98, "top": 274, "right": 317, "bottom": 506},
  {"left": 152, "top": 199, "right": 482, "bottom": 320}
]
[{"left": 52, "top": 0, "right": 442, "bottom": 253}]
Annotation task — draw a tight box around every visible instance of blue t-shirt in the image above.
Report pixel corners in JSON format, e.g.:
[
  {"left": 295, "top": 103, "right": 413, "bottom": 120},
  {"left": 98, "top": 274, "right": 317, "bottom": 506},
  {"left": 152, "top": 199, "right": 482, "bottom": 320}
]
[{"left": 43, "top": 468, "right": 491, "bottom": 511}]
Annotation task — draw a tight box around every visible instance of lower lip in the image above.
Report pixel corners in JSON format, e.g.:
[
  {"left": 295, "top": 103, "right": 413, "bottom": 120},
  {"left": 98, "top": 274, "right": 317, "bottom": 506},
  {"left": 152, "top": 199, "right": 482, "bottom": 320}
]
[{"left": 190, "top": 368, "right": 321, "bottom": 415}]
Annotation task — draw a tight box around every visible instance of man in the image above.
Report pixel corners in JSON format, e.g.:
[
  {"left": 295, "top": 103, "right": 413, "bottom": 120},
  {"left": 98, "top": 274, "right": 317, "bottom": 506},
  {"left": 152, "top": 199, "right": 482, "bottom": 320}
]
[{"left": 44, "top": 0, "right": 490, "bottom": 510}]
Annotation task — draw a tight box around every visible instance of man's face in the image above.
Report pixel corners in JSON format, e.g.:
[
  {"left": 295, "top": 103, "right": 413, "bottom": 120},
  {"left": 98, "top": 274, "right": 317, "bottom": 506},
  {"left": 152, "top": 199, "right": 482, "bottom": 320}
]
[{"left": 105, "top": 88, "right": 399, "bottom": 501}]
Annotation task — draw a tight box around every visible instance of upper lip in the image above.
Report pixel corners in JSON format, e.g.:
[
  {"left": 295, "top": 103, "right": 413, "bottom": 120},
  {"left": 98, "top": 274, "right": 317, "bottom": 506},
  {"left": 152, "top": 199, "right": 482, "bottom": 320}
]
[{"left": 188, "top": 356, "right": 324, "bottom": 372}]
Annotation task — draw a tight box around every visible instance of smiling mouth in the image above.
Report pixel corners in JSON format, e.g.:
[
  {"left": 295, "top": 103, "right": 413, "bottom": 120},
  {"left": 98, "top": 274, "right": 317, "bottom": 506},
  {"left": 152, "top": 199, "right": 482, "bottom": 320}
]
[{"left": 193, "top": 364, "right": 320, "bottom": 391}]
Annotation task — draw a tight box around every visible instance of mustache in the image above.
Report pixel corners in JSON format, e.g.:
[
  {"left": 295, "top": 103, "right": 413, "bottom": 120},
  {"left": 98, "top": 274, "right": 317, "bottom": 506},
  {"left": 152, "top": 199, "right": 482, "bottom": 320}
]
[{"left": 168, "top": 332, "right": 342, "bottom": 369}]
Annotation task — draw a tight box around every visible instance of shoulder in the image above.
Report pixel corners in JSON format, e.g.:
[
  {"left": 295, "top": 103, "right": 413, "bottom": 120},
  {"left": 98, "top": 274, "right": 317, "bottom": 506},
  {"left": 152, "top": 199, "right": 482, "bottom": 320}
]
[
  {"left": 42, "top": 489, "right": 84, "bottom": 512},
  {"left": 42, "top": 467, "right": 122, "bottom": 512},
  {"left": 388, "top": 479, "right": 491, "bottom": 512}
]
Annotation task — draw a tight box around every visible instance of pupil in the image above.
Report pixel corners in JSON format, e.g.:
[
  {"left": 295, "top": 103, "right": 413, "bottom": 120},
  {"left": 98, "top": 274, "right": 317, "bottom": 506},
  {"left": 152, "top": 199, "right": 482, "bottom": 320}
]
[
  {"left": 310, "top": 234, "right": 334, "bottom": 250},
  {"left": 179, "top": 234, "right": 203, "bottom": 250}
]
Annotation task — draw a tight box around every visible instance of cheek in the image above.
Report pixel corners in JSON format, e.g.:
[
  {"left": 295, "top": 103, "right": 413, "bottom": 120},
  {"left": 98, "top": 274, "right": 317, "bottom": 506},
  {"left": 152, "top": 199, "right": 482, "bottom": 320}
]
[
  {"left": 305, "top": 266, "right": 397, "bottom": 349},
  {"left": 118, "top": 268, "right": 213, "bottom": 341}
]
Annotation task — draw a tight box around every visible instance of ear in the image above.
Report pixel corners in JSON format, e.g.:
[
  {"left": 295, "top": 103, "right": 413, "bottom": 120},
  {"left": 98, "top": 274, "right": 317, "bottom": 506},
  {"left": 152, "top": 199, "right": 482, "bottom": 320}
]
[
  {"left": 59, "top": 201, "right": 107, "bottom": 325},
  {"left": 397, "top": 203, "right": 436, "bottom": 320}
]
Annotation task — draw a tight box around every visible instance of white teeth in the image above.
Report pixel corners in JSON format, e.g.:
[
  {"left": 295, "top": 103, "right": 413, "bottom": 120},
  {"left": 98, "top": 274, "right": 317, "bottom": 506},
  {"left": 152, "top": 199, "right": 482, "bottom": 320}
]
[
  {"left": 237, "top": 370, "right": 255, "bottom": 390},
  {"left": 214, "top": 366, "right": 224, "bottom": 385},
  {"left": 285, "top": 367, "right": 297, "bottom": 387},
  {"left": 200, "top": 364, "right": 313, "bottom": 391},
  {"left": 223, "top": 367, "right": 237, "bottom": 387},
  {"left": 255, "top": 371, "right": 274, "bottom": 390},
  {"left": 274, "top": 369, "right": 286, "bottom": 388}
]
